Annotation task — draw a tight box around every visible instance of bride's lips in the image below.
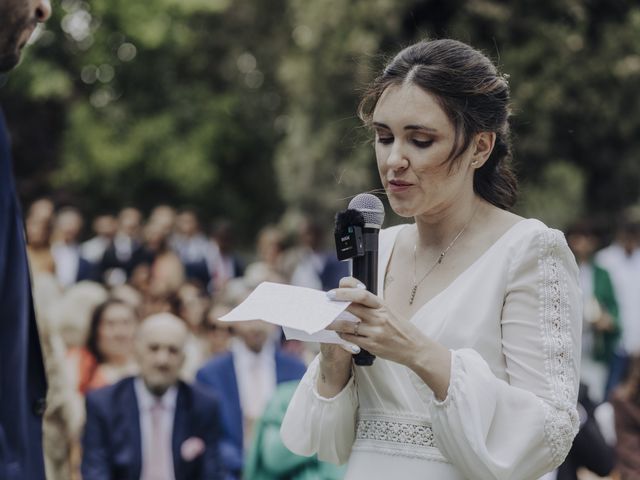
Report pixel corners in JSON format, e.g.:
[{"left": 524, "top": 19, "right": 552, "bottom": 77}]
[{"left": 387, "top": 179, "right": 413, "bottom": 193}]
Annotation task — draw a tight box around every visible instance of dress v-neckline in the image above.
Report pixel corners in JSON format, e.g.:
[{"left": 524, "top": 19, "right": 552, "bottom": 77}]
[{"left": 381, "top": 218, "right": 537, "bottom": 323}]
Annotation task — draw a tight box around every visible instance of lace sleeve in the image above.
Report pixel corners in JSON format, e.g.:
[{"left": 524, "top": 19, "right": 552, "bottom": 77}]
[
  {"left": 536, "top": 229, "right": 581, "bottom": 464},
  {"left": 429, "top": 227, "right": 582, "bottom": 480}
]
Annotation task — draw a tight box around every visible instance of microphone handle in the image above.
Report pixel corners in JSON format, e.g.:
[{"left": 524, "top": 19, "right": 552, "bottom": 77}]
[{"left": 351, "top": 227, "right": 378, "bottom": 366}]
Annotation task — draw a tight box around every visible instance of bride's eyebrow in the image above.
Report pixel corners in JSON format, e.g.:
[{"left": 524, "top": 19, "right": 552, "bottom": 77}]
[
  {"left": 404, "top": 124, "right": 439, "bottom": 133},
  {"left": 372, "top": 122, "right": 438, "bottom": 134}
]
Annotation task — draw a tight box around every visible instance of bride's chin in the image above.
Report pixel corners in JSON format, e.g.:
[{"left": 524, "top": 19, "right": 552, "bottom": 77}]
[
  {"left": 396, "top": 212, "right": 416, "bottom": 219},
  {"left": 388, "top": 202, "right": 416, "bottom": 218}
]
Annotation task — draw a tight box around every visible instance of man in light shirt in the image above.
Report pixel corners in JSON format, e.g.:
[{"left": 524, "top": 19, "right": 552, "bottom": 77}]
[
  {"left": 196, "top": 320, "right": 306, "bottom": 479},
  {"left": 82, "top": 313, "right": 225, "bottom": 480},
  {"left": 595, "top": 215, "right": 640, "bottom": 398},
  {"left": 51, "top": 207, "right": 96, "bottom": 287},
  {"left": 81, "top": 213, "right": 118, "bottom": 264}
]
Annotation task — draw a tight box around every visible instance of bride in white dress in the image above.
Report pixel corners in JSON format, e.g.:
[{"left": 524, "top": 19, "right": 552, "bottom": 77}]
[{"left": 280, "top": 38, "right": 582, "bottom": 480}]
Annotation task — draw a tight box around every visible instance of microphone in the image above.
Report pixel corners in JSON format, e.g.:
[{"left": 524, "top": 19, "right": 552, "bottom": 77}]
[{"left": 334, "top": 193, "right": 385, "bottom": 366}]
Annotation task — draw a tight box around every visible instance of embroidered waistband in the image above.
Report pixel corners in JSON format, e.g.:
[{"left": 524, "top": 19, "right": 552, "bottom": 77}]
[
  {"left": 356, "top": 417, "right": 437, "bottom": 448},
  {"left": 352, "top": 411, "right": 446, "bottom": 462}
]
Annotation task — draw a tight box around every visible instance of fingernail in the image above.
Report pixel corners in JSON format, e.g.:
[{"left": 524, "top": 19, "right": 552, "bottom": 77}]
[
  {"left": 356, "top": 282, "right": 366, "bottom": 289},
  {"left": 326, "top": 290, "right": 336, "bottom": 300},
  {"left": 350, "top": 344, "right": 361, "bottom": 354}
]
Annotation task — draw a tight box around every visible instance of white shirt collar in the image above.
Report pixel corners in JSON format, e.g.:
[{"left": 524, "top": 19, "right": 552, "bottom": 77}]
[
  {"left": 231, "top": 337, "right": 276, "bottom": 364},
  {"left": 134, "top": 377, "right": 178, "bottom": 411}
]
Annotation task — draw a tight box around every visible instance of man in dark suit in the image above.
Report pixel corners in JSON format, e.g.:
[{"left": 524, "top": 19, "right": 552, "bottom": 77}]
[
  {"left": 0, "top": 1, "right": 51, "bottom": 479},
  {"left": 99, "top": 207, "right": 147, "bottom": 285},
  {"left": 82, "top": 313, "right": 225, "bottom": 480},
  {"left": 196, "top": 320, "right": 306, "bottom": 479},
  {"left": 51, "top": 207, "right": 99, "bottom": 286}
]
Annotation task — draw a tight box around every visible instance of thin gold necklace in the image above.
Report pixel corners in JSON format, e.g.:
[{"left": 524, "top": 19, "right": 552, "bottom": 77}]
[{"left": 409, "top": 205, "right": 478, "bottom": 306}]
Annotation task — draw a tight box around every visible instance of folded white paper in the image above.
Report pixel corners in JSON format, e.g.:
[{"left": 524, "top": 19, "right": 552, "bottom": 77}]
[
  {"left": 219, "top": 282, "right": 354, "bottom": 336},
  {"left": 281, "top": 310, "right": 361, "bottom": 345},
  {"left": 281, "top": 326, "right": 344, "bottom": 344}
]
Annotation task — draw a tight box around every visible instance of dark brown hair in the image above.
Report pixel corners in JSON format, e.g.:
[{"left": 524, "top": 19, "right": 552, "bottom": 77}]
[
  {"left": 87, "top": 299, "right": 136, "bottom": 364},
  {"left": 358, "top": 39, "right": 518, "bottom": 210}
]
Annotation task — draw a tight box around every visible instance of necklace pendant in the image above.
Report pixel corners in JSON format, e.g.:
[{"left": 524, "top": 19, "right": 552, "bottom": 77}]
[{"left": 409, "top": 285, "right": 417, "bottom": 305}]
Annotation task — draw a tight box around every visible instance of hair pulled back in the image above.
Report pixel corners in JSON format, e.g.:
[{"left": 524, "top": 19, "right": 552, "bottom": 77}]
[
  {"left": 87, "top": 299, "right": 134, "bottom": 364},
  {"left": 358, "top": 39, "right": 518, "bottom": 210}
]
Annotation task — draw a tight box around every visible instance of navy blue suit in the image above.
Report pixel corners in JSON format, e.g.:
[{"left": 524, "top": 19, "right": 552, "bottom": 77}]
[
  {"left": 0, "top": 109, "right": 47, "bottom": 480},
  {"left": 196, "top": 349, "right": 306, "bottom": 478},
  {"left": 82, "top": 377, "right": 225, "bottom": 480},
  {"left": 77, "top": 254, "right": 99, "bottom": 283}
]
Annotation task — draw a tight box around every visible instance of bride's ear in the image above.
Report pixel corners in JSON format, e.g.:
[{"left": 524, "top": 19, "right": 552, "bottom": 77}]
[{"left": 470, "top": 132, "right": 496, "bottom": 168}]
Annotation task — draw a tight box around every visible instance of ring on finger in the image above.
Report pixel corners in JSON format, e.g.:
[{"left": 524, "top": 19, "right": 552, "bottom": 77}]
[{"left": 354, "top": 322, "right": 360, "bottom": 336}]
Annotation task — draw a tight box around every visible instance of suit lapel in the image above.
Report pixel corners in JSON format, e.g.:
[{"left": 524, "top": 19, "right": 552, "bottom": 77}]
[
  {"left": 122, "top": 379, "right": 143, "bottom": 479},
  {"left": 172, "top": 383, "right": 189, "bottom": 480},
  {"left": 226, "top": 355, "right": 244, "bottom": 447}
]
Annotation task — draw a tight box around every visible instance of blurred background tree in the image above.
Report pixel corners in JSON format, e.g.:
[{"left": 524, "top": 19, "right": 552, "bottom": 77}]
[{"left": 2, "top": 0, "right": 640, "bottom": 241}]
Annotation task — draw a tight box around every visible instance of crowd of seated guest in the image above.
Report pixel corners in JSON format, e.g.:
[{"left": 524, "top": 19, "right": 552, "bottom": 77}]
[{"left": 27, "top": 200, "right": 347, "bottom": 479}]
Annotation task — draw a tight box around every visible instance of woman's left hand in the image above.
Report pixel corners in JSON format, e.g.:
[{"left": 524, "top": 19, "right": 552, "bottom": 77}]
[{"left": 325, "top": 277, "right": 428, "bottom": 367}]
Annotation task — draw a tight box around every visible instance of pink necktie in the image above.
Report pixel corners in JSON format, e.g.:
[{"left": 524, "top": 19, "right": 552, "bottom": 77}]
[{"left": 145, "top": 401, "right": 171, "bottom": 480}]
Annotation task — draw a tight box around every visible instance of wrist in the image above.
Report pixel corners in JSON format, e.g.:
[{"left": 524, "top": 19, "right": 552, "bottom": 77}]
[
  {"left": 407, "top": 337, "right": 452, "bottom": 401},
  {"left": 319, "top": 351, "right": 351, "bottom": 378},
  {"left": 317, "top": 353, "right": 352, "bottom": 397},
  {"left": 402, "top": 333, "right": 432, "bottom": 371}
]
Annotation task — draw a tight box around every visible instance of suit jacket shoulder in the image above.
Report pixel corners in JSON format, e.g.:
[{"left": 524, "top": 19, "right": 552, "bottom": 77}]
[
  {"left": 197, "top": 351, "right": 234, "bottom": 378},
  {"left": 86, "top": 377, "right": 219, "bottom": 417},
  {"left": 183, "top": 381, "right": 221, "bottom": 414},
  {"left": 274, "top": 350, "right": 306, "bottom": 383},
  {"left": 197, "top": 349, "right": 306, "bottom": 384},
  {"left": 86, "top": 377, "right": 135, "bottom": 409}
]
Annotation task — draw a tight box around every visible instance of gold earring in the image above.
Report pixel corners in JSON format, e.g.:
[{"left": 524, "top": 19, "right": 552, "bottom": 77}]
[{"left": 471, "top": 160, "right": 479, "bottom": 167}]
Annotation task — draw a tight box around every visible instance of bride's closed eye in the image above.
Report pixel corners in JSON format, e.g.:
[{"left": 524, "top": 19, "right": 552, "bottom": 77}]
[
  {"left": 412, "top": 139, "right": 434, "bottom": 148},
  {"left": 376, "top": 134, "right": 394, "bottom": 145}
]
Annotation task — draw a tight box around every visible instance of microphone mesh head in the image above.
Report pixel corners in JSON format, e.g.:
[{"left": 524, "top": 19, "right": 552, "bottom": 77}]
[{"left": 348, "top": 193, "right": 385, "bottom": 228}]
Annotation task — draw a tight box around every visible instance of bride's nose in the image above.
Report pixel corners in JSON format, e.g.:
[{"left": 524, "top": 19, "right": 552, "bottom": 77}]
[
  {"left": 386, "top": 143, "right": 409, "bottom": 171},
  {"left": 34, "top": 0, "right": 52, "bottom": 23}
]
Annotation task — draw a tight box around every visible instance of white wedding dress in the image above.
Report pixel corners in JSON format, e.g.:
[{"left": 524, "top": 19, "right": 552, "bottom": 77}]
[{"left": 281, "top": 219, "right": 582, "bottom": 480}]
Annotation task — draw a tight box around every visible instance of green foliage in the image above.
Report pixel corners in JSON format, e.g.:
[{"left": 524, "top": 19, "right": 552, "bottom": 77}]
[
  {"left": 8, "top": 59, "right": 73, "bottom": 100},
  {"left": 275, "top": 0, "right": 415, "bottom": 215},
  {"left": 517, "top": 161, "right": 586, "bottom": 229},
  {"left": 276, "top": 0, "right": 640, "bottom": 223},
  {"left": 2, "top": 0, "right": 640, "bottom": 240},
  {"left": 3, "top": 0, "right": 288, "bottom": 240}
]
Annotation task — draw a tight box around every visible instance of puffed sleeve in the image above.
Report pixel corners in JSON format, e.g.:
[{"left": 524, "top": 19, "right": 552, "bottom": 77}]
[
  {"left": 429, "top": 227, "right": 582, "bottom": 480},
  {"left": 280, "top": 355, "right": 358, "bottom": 464}
]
